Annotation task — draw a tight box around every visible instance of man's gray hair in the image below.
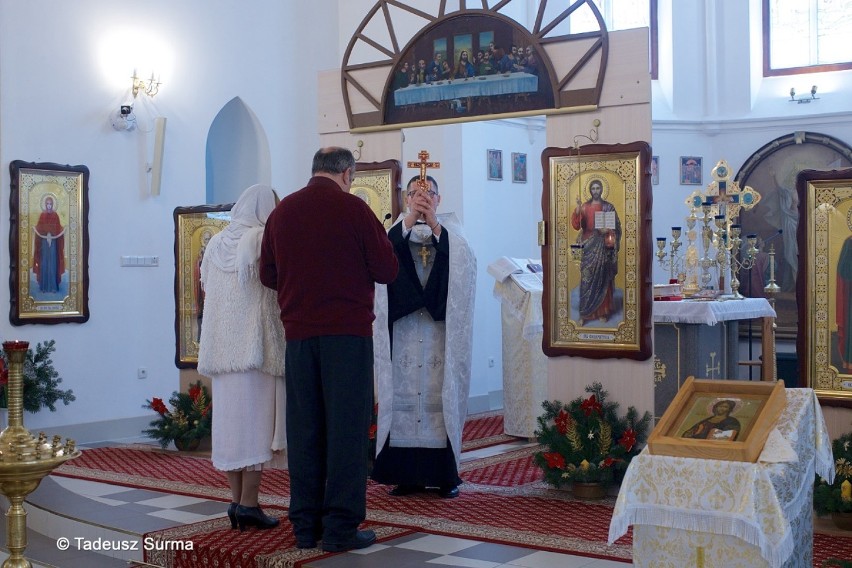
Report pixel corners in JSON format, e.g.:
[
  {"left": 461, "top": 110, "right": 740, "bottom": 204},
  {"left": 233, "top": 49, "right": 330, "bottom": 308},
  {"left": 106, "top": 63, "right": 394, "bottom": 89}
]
[{"left": 312, "top": 147, "right": 356, "bottom": 176}]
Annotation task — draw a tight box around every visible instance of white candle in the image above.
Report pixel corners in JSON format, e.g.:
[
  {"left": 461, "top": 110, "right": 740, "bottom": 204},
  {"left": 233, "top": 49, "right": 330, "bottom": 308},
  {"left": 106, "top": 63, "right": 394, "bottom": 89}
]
[{"left": 150, "top": 117, "right": 167, "bottom": 196}]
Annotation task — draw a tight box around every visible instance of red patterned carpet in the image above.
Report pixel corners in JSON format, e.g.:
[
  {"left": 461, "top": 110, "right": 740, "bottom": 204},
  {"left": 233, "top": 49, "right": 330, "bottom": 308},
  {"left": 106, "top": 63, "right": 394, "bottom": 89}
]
[
  {"left": 460, "top": 410, "right": 516, "bottom": 451},
  {"left": 54, "top": 413, "right": 852, "bottom": 567},
  {"left": 142, "top": 510, "right": 411, "bottom": 568}
]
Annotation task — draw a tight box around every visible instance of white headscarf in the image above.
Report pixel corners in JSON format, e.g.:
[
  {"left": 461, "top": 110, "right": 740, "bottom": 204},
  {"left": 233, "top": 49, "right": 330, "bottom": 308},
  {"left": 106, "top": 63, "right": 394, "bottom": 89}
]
[{"left": 205, "top": 184, "right": 277, "bottom": 285}]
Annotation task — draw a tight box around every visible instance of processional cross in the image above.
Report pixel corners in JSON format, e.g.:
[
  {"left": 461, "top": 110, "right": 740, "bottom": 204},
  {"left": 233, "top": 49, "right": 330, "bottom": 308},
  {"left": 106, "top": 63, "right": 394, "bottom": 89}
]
[
  {"left": 407, "top": 149, "right": 440, "bottom": 192},
  {"left": 705, "top": 159, "right": 761, "bottom": 221},
  {"left": 700, "top": 159, "right": 763, "bottom": 292},
  {"left": 406, "top": 149, "right": 441, "bottom": 267}
]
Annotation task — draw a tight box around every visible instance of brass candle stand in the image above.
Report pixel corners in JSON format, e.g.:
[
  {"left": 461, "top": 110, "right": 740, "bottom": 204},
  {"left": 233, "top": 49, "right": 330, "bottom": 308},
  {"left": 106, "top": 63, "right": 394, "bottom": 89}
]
[
  {"left": 0, "top": 341, "right": 79, "bottom": 568},
  {"left": 727, "top": 225, "right": 759, "bottom": 299},
  {"left": 681, "top": 210, "right": 701, "bottom": 296},
  {"left": 698, "top": 201, "right": 718, "bottom": 292},
  {"left": 655, "top": 226, "right": 685, "bottom": 283}
]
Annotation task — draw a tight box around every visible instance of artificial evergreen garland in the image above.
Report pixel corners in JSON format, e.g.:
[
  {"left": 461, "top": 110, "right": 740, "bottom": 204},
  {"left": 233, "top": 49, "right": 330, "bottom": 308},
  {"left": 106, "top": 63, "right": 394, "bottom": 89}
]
[
  {"left": 534, "top": 382, "right": 652, "bottom": 488},
  {"left": 0, "top": 340, "right": 76, "bottom": 412},
  {"left": 814, "top": 431, "right": 852, "bottom": 515}
]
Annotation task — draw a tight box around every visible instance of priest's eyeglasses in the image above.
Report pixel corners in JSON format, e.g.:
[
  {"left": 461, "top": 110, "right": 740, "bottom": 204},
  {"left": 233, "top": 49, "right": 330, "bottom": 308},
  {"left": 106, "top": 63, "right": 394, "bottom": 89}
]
[{"left": 407, "top": 189, "right": 438, "bottom": 198}]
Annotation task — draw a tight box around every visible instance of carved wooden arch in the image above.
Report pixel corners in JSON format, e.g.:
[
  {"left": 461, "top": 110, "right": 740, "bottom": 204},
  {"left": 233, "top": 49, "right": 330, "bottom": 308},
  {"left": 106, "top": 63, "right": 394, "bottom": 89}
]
[{"left": 341, "top": 0, "right": 609, "bottom": 131}]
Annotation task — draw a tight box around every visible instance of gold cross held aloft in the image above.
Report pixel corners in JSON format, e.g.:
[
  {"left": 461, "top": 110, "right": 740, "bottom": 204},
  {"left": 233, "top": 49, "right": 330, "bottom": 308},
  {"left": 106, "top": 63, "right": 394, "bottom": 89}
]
[{"left": 407, "top": 149, "right": 440, "bottom": 192}]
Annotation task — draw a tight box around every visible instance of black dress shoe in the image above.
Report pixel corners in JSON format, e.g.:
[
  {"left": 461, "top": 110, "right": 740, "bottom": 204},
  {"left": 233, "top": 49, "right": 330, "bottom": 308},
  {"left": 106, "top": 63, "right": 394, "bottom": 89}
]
[
  {"left": 388, "top": 484, "right": 425, "bottom": 496},
  {"left": 322, "top": 529, "right": 376, "bottom": 552},
  {"left": 235, "top": 505, "right": 280, "bottom": 531},
  {"left": 439, "top": 486, "right": 459, "bottom": 499},
  {"left": 227, "top": 502, "right": 238, "bottom": 529}
]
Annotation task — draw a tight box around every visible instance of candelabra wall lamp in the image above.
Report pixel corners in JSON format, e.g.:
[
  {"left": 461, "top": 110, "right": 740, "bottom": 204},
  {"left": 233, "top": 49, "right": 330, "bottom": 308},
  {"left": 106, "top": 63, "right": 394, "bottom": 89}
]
[
  {"left": 789, "top": 85, "right": 819, "bottom": 104},
  {"left": 110, "top": 70, "right": 166, "bottom": 196},
  {"left": 110, "top": 70, "right": 162, "bottom": 132},
  {"left": 132, "top": 70, "right": 161, "bottom": 98}
]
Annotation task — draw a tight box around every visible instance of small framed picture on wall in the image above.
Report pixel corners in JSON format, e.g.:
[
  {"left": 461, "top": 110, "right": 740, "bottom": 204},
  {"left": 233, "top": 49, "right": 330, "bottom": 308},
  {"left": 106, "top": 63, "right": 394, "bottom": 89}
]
[
  {"left": 512, "top": 152, "right": 527, "bottom": 183},
  {"left": 680, "top": 156, "right": 702, "bottom": 185},
  {"left": 651, "top": 156, "right": 659, "bottom": 185},
  {"left": 487, "top": 149, "right": 503, "bottom": 180}
]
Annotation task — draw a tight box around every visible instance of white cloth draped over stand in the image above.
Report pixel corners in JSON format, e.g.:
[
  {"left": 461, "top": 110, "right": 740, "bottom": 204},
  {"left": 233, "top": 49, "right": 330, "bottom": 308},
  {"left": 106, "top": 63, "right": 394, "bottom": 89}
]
[
  {"left": 653, "top": 297, "right": 776, "bottom": 326},
  {"left": 608, "top": 389, "right": 833, "bottom": 568},
  {"left": 492, "top": 273, "right": 547, "bottom": 438}
]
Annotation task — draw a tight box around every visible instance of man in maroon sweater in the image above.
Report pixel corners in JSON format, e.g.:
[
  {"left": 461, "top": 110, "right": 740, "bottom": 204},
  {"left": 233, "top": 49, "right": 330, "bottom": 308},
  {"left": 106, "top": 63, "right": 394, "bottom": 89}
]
[{"left": 260, "top": 147, "right": 398, "bottom": 552}]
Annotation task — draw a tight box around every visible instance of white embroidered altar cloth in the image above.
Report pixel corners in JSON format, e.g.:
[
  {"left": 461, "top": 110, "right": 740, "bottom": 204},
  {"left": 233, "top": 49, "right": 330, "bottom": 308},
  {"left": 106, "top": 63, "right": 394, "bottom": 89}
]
[
  {"left": 608, "top": 389, "right": 833, "bottom": 568},
  {"left": 493, "top": 275, "right": 546, "bottom": 438},
  {"left": 653, "top": 297, "right": 776, "bottom": 326}
]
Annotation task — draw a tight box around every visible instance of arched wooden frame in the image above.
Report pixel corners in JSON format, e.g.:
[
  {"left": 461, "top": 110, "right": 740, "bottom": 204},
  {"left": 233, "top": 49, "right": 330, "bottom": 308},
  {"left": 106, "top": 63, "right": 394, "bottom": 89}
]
[{"left": 342, "top": 0, "right": 609, "bottom": 131}]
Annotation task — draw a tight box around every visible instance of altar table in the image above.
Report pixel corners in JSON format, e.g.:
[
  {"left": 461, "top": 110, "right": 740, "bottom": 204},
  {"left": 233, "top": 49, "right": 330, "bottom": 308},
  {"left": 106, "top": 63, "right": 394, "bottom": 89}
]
[
  {"left": 609, "top": 388, "right": 833, "bottom": 568},
  {"left": 653, "top": 297, "right": 776, "bottom": 419},
  {"left": 492, "top": 273, "right": 547, "bottom": 438},
  {"left": 394, "top": 73, "right": 538, "bottom": 106}
]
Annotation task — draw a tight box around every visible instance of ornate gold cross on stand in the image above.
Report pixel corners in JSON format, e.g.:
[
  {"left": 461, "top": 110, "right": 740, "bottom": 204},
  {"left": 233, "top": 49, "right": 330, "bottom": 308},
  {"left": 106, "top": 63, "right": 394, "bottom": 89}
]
[{"left": 406, "top": 149, "right": 441, "bottom": 267}]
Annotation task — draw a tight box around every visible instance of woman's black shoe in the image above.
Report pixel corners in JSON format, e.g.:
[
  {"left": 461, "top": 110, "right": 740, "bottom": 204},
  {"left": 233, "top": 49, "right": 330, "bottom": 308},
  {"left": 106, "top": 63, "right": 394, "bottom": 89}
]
[
  {"left": 227, "top": 502, "right": 238, "bottom": 529},
  {"left": 235, "top": 505, "right": 280, "bottom": 531}
]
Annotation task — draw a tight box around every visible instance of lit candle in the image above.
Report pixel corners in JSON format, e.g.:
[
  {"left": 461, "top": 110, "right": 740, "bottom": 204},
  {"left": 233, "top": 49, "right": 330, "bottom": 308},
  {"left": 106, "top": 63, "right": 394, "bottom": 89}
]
[{"left": 842, "top": 479, "right": 851, "bottom": 502}]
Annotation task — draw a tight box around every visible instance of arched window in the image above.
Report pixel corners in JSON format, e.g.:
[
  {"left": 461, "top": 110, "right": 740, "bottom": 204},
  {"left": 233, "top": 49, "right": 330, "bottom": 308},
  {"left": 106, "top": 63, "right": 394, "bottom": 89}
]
[{"left": 763, "top": 0, "right": 852, "bottom": 76}]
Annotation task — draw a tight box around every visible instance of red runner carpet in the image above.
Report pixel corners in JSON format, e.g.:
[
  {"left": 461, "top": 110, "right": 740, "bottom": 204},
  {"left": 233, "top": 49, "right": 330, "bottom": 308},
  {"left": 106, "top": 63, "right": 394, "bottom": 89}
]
[
  {"left": 53, "top": 411, "right": 852, "bottom": 567},
  {"left": 461, "top": 410, "right": 516, "bottom": 450},
  {"left": 142, "top": 511, "right": 411, "bottom": 568}
]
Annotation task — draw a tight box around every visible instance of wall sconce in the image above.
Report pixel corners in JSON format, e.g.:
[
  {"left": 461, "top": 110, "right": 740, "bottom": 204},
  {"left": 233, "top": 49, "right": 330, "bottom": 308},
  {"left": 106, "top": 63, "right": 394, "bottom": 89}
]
[
  {"left": 132, "top": 70, "right": 161, "bottom": 98},
  {"left": 789, "top": 85, "right": 818, "bottom": 104}
]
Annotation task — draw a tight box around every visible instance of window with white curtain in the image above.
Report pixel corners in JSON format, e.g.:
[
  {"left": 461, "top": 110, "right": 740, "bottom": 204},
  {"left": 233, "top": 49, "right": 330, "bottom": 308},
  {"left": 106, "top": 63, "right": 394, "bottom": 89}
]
[{"left": 764, "top": 0, "right": 852, "bottom": 76}]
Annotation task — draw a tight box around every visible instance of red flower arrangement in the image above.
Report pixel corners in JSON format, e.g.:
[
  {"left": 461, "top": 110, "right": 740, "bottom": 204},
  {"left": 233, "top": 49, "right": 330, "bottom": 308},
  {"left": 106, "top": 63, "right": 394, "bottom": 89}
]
[
  {"left": 142, "top": 380, "right": 212, "bottom": 449},
  {"left": 534, "top": 382, "right": 651, "bottom": 488}
]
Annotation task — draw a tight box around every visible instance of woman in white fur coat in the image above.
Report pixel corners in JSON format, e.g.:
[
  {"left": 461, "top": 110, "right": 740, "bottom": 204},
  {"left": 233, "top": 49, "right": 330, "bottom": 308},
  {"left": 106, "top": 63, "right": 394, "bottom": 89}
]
[{"left": 197, "top": 184, "right": 286, "bottom": 532}]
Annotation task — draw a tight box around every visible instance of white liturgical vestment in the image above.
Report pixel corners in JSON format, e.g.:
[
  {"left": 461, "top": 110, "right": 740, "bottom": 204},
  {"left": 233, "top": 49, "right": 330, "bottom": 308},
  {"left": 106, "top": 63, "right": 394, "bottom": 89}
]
[{"left": 374, "top": 212, "right": 476, "bottom": 466}]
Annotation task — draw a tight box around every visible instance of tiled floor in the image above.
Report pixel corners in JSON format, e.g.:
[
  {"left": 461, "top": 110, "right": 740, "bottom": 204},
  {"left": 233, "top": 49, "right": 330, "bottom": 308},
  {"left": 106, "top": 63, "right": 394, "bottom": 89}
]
[{"left": 0, "top": 436, "right": 631, "bottom": 567}]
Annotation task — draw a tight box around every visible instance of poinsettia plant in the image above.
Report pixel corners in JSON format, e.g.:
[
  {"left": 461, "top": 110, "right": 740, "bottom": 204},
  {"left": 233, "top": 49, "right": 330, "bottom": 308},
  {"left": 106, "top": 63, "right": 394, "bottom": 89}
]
[
  {"left": 142, "top": 380, "right": 212, "bottom": 449},
  {"left": 814, "top": 431, "right": 852, "bottom": 515},
  {"left": 534, "top": 382, "right": 651, "bottom": 488}
]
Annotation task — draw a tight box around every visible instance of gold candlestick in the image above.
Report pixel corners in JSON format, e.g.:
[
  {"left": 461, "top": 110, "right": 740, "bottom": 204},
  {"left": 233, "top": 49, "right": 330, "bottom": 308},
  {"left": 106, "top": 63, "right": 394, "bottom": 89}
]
[{"left": 0, "top": 341, "right": 80, "bottom": 568}]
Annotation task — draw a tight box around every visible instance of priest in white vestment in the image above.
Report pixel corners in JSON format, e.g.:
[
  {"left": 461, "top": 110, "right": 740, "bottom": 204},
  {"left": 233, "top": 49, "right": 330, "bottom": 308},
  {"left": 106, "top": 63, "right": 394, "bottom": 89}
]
[{"left": 372, "top": 175, "right": 476, "bottom": 498}]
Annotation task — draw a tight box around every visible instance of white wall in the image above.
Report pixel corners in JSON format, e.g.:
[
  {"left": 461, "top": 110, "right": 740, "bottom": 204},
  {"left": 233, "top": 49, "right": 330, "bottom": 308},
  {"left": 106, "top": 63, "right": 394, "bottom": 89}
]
[
  {"left": 2, "top": 0, "right": 851, "bottom": 437},
  {"left": 461, "top": 120, "right": 545, "bottom": 405},
  {"left": 0, "top": 0, "right": 340, "bottom": 435}
]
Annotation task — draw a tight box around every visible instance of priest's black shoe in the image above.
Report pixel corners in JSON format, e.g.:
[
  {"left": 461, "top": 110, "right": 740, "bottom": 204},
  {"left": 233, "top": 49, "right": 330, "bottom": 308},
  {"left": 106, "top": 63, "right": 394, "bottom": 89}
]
[
  {"left": 439, "top": 486, "right": 460, "bottom": 499},
  {"left": 322, "top": 529, "right": 376, "bottom": 552},
  {"left": 235, "top": 505, "right": 279, "bottom": 531},
  {"left": 388, "top": 484, "right": 424, "bottom": 496},
  {"left": 227, "top": 502, "right": 238, "bottom": 529}
]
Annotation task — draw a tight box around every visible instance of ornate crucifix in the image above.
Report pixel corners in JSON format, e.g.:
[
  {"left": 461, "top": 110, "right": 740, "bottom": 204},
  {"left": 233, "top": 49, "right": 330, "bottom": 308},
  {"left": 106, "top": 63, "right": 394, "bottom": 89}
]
[
  {"left": 406, "top": 150, "right": 441, "bottom": 268},
  {"left": 706, "top": 159, "right": 761, "bottom": 221},
  {"left": 406, "top": 149, "right": 440, "bottom": 193}
]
